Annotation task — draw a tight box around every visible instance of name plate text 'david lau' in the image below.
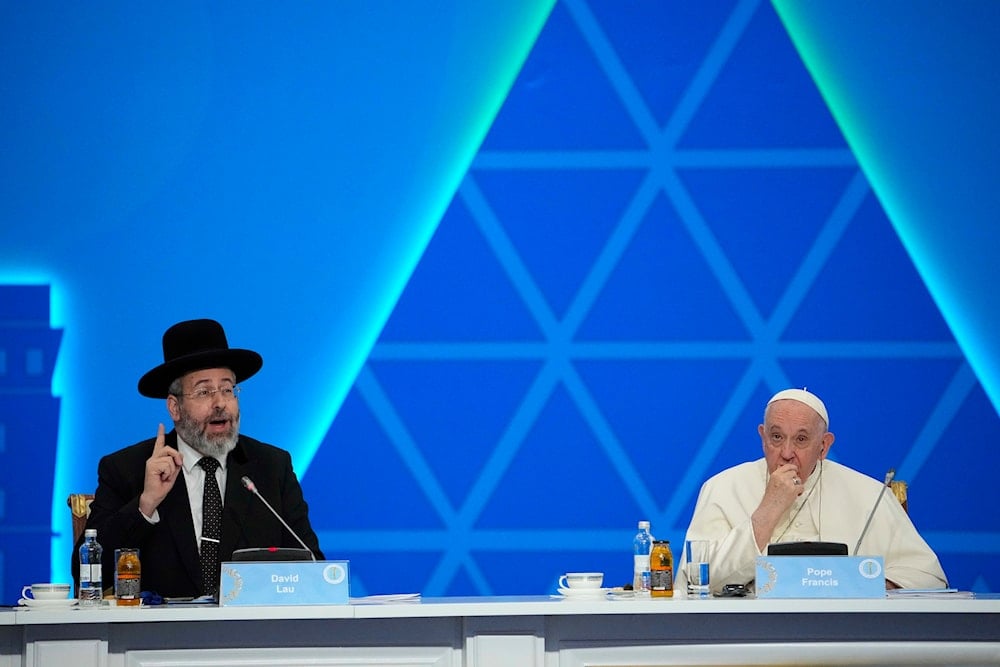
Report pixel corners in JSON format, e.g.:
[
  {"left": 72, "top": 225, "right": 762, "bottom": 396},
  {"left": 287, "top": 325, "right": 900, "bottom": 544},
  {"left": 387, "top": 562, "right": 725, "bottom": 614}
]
[{"left": 220, "top": 560, "right": 350, "bottom": 606}]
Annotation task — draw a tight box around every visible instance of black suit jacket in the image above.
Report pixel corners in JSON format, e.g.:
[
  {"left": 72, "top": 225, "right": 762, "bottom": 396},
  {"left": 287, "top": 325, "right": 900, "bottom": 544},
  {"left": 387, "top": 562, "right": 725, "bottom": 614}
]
[{"left": 72, "top": 431, "right": 324, "bottom": 598}]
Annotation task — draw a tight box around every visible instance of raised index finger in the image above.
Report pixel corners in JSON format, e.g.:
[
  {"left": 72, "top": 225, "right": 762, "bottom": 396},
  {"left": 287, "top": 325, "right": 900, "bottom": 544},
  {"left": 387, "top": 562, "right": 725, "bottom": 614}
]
[
  {"left": 152, "top": 423, "right": 166, "bottom": 452},
  {"left": 152, "top": 423, "right": 183, "bottom": 466}
]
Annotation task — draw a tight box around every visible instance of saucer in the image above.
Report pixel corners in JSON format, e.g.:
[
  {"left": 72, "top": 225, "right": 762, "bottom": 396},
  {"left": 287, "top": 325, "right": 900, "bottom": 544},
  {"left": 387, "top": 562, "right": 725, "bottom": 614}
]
[
  {"left": 18, "top": 598, "right": 78, "bottom": 609},
  {"left": 556, "top": 587, "right": 608, "bottom": 599}
]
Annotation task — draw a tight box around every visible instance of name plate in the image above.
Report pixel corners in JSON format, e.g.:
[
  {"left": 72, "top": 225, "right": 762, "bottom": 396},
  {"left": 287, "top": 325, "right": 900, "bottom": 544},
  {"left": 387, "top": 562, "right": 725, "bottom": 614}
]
[
  {"left": 755, "top": 556, "right": 885, "bottom": 598},
  {"left": 220, "top": 560, "right": 350, "bottom": 606}
]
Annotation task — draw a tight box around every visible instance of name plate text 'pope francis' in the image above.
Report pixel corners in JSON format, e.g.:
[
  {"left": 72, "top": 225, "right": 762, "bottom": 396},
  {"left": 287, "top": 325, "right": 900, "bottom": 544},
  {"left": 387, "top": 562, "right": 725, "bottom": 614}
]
[{"left": 755, "top": 556, "right": 884, "bottom": 598}]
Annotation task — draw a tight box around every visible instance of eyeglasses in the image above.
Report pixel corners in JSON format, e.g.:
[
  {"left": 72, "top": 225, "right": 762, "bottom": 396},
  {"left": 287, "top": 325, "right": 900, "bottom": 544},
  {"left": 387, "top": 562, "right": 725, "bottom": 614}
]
[{"left": 173, "top": 386, "right": 241, "bottom": 402}]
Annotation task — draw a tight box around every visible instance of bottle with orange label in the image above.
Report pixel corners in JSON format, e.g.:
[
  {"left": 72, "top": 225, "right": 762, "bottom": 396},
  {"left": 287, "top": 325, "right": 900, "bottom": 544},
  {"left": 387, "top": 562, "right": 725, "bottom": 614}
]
[
  {"left": 115, "top": 548, "right": 141, "bottom": 606},
  {"left": 649, "top": 540, "right": 674, "bottom": 598}
]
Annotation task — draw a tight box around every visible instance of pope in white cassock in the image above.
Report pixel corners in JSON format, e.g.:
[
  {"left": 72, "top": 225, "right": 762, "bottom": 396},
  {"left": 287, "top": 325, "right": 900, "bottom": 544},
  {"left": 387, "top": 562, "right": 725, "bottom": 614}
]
[{"left": 678, "top": 388, "right": 947, "bottom": 594}]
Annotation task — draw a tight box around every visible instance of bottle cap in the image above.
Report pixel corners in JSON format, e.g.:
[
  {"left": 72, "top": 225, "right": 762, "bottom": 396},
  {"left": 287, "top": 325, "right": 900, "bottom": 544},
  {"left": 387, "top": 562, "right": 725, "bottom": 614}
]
[
  {"left": 84, "top": 528, "right": 97, "bottom": 538},
  {"left": 638, "top": 520, "right": 650, "bottom": 529}
]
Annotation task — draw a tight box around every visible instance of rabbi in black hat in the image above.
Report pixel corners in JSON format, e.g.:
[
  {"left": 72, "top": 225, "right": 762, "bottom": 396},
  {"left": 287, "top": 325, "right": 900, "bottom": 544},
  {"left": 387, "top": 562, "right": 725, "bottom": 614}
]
[{"left": 73, "top": 319, "right": 324, "bottom": 599}]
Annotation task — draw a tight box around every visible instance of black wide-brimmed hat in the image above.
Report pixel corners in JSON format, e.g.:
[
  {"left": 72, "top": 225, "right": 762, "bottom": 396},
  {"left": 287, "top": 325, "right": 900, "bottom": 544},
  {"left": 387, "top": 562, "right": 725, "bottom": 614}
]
[{"left": 137, "top": 319, "right": 263, "bottom": 398}]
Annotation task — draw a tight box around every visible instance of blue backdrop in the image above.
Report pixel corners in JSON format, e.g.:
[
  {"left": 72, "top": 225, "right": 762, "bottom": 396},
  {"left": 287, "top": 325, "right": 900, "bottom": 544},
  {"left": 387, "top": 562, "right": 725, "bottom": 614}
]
[{"left": 1, "top": 0, "right": 997, "bottom": 604}]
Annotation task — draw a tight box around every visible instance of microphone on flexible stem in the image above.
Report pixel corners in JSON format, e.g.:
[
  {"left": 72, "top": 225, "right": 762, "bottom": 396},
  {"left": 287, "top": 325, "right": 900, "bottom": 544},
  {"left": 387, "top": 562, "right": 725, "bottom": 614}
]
[
  {"left": 241, "top": 476, "right": 316, "bottom": 561},
  {"left": 852, "top": 468, "right": 896, "bottom": 556}
]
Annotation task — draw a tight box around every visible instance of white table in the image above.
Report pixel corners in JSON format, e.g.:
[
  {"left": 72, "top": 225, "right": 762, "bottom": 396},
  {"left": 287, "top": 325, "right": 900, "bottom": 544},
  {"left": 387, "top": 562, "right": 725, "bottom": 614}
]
[{"left": 5, "top": 595, "right": 1000, "bottom": 667}]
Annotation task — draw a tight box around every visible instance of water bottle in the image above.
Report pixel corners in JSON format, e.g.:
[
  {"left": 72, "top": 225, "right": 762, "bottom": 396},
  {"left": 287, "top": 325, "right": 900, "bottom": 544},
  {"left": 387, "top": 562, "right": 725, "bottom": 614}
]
[
  {"left": 632, "top": 520, "right": 653, "bottom": 595},
  {"left": 79, "top": 528, "right": 103, "bottom": 607}
]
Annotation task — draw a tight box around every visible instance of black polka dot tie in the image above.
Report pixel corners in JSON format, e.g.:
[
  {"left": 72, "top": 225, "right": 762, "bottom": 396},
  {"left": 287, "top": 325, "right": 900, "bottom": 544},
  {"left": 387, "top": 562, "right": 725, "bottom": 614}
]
[{"left": 198, "top": 457, "right": 222, "bottom": 597}]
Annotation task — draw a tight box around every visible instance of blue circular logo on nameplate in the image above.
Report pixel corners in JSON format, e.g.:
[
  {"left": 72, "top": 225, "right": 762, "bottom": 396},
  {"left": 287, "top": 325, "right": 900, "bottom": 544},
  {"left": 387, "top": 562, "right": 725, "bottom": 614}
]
[
  {"left": 323, "top": 564, "right": 346, "bottom": 585},
  {"left": 858, "top": 558, "right": 882, "bottom": 579}
]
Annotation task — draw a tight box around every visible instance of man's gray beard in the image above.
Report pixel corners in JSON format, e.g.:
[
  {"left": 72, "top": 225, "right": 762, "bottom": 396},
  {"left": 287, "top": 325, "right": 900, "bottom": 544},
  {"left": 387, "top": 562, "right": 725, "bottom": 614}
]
[{"left": 175, "top": 408, "right": 239, "bottom": 459}]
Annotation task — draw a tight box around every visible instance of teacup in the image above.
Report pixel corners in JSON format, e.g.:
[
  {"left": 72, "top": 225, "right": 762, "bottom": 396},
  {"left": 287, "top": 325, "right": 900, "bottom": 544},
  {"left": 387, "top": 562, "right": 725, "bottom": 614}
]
[
  {"left": 558, "top": 572, "right": 604, "bottom": 590},
  {"left": 22, "top": 583, "right": 72, "bottom": 601}
]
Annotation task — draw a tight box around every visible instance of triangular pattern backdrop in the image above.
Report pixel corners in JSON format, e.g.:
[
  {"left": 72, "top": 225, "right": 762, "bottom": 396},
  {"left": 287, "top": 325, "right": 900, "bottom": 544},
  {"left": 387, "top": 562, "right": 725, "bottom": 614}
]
[{"left": 302, "top": 0, "right": 999, "bottom": 596}]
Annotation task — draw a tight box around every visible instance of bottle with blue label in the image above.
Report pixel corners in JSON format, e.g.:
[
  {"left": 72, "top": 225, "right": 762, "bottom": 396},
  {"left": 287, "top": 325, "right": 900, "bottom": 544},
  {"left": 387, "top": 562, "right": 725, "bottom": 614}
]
[
  {"left": 632, "top": 520, "right": 653, "bottom": 595},
  {"left": 79, "top": 528, "right": 103, "bottom": 607}
]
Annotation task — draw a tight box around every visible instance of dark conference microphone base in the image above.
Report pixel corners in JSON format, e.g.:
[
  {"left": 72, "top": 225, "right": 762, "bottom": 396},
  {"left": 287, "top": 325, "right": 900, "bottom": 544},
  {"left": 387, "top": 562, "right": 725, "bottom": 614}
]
[
  {"left": 767, "top": 541, "right": 848, "bottom": 556},
  {"left": 231, "top": 547, "right": 314, "bottom": 562}
]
